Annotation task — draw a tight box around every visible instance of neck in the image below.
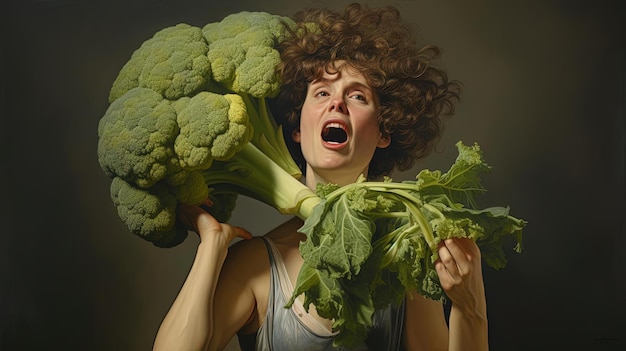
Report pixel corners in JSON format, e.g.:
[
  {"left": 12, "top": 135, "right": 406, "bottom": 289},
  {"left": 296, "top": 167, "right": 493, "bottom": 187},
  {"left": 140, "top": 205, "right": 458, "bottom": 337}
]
[{"left": 304, "top": 164, "right": 368, "bottom": 190}]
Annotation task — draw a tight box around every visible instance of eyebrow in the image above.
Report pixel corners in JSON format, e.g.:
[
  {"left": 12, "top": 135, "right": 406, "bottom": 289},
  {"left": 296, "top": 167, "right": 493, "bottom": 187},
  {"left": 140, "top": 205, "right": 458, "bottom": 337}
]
[{"left": 310, "top": 78, "right": 373, "bottom": 92}]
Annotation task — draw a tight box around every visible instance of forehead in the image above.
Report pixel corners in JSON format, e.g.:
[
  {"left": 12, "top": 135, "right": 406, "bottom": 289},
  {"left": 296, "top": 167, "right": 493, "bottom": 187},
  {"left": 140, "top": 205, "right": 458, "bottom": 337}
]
[{"left": 311, "top": 61, "right": 371, "bottom": 86}]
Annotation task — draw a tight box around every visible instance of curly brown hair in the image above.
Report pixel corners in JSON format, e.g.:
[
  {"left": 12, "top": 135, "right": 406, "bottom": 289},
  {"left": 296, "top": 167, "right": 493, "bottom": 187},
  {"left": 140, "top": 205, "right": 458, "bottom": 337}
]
[{"left": 271, "top": 2, "right": 461, "bottom": 179}]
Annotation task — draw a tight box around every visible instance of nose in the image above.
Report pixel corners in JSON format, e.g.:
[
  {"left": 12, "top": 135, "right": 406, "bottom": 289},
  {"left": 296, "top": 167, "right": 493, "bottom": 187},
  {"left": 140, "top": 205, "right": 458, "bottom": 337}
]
[{"left": 329, "top": 97, "right": 347, "bottom": 114}]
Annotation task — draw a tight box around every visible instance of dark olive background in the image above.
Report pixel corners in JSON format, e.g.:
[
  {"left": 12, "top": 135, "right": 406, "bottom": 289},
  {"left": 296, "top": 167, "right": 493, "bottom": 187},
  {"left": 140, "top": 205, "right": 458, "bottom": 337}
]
[{"left": 2, "top": 0, "right": 624, "bottom": 350}]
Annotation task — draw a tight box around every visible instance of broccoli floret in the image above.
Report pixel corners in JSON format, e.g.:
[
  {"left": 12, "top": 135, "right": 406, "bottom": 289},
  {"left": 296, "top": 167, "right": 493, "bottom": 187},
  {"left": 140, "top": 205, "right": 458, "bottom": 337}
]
[
  {"left": 202, "top": 11, "right": 296, "bottom": 98},
  {"left": 169, "top": 170, "right": 209, "bottom": 206},
  {"left": 174, "top": 92, "right": 251, "bottom": 169},
  {"left": 109, "top": 23, "right": 211, "bottom": 102},
  {"left": 110, "top": 176, "right": 188, "bottom": 248},
  {"left": 97, "top": 87, "right": 180, "bottom": 188}
]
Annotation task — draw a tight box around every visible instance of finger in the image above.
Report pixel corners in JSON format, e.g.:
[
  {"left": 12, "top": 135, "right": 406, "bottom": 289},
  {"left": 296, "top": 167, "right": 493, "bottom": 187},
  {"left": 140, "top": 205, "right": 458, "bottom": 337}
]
[
  {"left": 448, "top": 237, "right": 477, "bottom": 254},
  {"left": 202, "top": 197, "right": 215, "bottom": 207},
  {"left": 460, "top": 237, "right": 482, "bottom": 258},
  {"left": 178, "top": 204, "right": 221, "bottom": 233},
  {"left": 444, "top": 238, "right": 479, "bottom": 274},
  {"left": 177, "top": 204, "right": 201, "bottom": 231},
  {"left": 439, "top": 242, "right": 458, "bottom": 272},
  {"left": 234, "top": 226, "right": 254, "bottom": 240},
  {"left": 434, "top": 259, "right": 449, "bottom": 283},
  {"left": 434, "top": 257, "right": 458, "bottom": 291},
  {"left": 436, "top": 244, "right": 461, "bottom": 281},
  {"left": 216, "top": 223, "right": 252, "bottom": 244}
]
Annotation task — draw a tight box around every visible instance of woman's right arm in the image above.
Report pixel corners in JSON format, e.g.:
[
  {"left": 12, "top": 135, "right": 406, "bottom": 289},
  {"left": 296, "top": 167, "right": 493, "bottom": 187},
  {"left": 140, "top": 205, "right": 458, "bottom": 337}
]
[{"left": 152, "top": 204, "right": 253, "bottom": 351}]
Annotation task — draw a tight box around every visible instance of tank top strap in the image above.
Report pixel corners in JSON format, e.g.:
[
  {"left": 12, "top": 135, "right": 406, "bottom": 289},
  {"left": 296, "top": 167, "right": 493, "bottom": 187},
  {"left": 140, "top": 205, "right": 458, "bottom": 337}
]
[{"left": 262, "top": 236, "right": 336, "bottom": 336}]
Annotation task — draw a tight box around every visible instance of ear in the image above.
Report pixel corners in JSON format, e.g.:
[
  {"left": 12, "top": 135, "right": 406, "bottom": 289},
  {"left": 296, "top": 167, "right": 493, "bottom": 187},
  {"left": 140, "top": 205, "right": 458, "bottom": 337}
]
[
  {"left": 292, "top": 128, "right": 301, "bottom": 143},
  {"left": 377, "top": 134, "right": 390, "bottom": 148}
]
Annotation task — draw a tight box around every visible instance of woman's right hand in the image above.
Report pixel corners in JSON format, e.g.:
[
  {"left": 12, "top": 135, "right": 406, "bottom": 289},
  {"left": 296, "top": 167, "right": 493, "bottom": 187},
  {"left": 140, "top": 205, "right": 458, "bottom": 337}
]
[{"left": 177, "top": 199, "right": 253, "bottom": 246}]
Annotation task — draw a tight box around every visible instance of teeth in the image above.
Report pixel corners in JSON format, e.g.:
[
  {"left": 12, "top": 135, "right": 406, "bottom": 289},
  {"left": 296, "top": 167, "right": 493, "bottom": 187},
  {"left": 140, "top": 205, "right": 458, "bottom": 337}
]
[{"left": 325, "top": 122, "right": 346, "bottom": 130}]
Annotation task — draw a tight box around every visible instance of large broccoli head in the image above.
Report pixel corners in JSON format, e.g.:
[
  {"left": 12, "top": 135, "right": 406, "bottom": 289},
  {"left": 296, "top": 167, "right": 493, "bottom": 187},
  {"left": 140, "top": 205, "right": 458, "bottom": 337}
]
[{"left": 98, "top": 11, "right": 302, "bottom": 247}]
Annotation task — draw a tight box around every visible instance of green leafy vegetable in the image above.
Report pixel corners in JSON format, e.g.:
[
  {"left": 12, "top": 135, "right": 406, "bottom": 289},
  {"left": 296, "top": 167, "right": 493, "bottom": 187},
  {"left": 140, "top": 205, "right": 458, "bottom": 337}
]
[{"left": 287, "top": 141, "right": 527, "bottom": 348}]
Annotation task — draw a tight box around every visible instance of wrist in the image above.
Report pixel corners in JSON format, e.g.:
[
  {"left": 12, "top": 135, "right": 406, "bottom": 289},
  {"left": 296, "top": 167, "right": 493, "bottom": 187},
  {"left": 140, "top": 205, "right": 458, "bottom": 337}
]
[
  {"left": 451, "top": 295, "right": 488, "bottom": 323},
  {"left": 196, "top": 236, "right": 229, "bottom": 263}
]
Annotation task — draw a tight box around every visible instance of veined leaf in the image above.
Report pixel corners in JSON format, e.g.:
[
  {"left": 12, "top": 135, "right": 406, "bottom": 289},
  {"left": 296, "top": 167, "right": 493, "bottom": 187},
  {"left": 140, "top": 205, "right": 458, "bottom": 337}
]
[
  {"left": 416, "top": 141, "right": 491, "bottom": 209},
  {"left": 300, "top": 193, "right": 375, "bottom": 279}
]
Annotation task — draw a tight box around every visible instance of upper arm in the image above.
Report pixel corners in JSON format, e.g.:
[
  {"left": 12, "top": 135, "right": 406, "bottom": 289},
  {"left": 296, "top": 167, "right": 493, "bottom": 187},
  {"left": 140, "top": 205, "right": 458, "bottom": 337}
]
[
  {"left": 402, "top": 291, "right": 449, "bottom": 351},
  {"left": 210, "top": 238, "right": 270, "bottom": 350}
]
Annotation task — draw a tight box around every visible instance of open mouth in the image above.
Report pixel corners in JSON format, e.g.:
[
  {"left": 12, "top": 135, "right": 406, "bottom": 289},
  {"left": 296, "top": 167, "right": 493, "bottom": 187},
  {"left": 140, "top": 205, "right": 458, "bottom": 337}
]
[{"left": 321, "top": 122, "right": 348, "bottom": 144}]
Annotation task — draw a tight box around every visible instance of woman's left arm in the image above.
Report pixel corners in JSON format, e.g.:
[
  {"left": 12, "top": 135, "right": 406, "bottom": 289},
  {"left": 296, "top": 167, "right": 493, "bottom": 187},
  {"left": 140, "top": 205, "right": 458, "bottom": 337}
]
[
  {"left": 402, "top": 238, "right": 489, "bottom": 351},
  {"left": 436, "top": 238, "right": 489, "bottom": 351}
]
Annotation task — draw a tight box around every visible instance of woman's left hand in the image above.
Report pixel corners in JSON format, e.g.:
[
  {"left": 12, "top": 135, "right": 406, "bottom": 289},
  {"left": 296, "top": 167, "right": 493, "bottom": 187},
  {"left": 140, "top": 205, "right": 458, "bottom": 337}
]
[{"left": 434, "top": 238, "right": 486, "bottom": 314}]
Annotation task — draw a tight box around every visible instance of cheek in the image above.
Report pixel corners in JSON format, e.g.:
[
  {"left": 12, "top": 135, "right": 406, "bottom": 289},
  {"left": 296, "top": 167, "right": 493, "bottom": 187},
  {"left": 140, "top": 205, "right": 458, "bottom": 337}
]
[
  {"left": 356, "top": 118, "right": 382, "bottom": 142},
  {"left": 298, "top": 117, "right": 314, "bottom": 141},
  {"left": 298, "top": 105, "right": 320, "bottom": 140}
]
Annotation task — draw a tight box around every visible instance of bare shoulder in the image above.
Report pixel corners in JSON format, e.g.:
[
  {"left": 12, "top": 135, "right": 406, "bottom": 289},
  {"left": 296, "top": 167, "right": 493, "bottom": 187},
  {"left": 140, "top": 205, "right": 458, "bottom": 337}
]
[
  {"left": 226, "top": 216, "right": 301, "bottom": 264},
  {"left": 222, "top": 236, "right": 272, "bottom": 289},
  {"left": 225, "top": 217, "right": 304, "bottom": 274},
  {"left": 227, "top": 236, "right": 270, "bottom": 264},
  {"left": 212, "top": 236, "right": 272, "bottom": 340},
  {"left": 264, "top": 217, "right": 306, "bottom": 248},
  {"left": 221, "top": 217, "right": 303, "bottom": 287},
  {"left": 214, "top": 217, "right": 304, "bottom": 336}
]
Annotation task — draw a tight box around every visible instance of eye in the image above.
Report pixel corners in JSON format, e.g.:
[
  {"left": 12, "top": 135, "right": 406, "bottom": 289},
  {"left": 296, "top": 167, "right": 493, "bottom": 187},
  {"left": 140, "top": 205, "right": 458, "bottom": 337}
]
[
  {"left": 315, "top": 90, "right": 330, "bottom": 97},
  {"left": 349, "top": 92, "right": 366, "bottom": 102}
]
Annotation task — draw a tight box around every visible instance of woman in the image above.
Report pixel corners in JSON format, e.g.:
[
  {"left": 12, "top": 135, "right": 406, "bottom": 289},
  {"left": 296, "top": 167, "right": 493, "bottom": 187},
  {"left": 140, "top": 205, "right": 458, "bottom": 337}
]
[{"left": 153, "top": 3, "right": 488, "bottom": 350}]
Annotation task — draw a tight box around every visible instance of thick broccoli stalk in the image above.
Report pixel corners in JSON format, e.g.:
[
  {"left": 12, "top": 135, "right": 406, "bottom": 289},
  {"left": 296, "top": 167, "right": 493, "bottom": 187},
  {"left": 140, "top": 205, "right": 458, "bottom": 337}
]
[
  {"left": 239, "top": 93, "right": 302, "bottom": 179},
  {"left": 201, "top": 141, "right": 319, "bottom": 217}
]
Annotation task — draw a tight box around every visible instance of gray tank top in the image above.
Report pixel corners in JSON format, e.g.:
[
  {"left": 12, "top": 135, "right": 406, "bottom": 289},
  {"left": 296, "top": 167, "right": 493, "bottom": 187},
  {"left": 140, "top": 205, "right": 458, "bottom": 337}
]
[{"left": 237, "top": 236, "right": 405, "bottom": 351}]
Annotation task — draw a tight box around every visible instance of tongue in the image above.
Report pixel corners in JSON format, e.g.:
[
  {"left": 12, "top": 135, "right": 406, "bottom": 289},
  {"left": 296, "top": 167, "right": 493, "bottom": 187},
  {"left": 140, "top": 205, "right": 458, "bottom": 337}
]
[{"left": 322, "top": 127, "right": 348, "bottom": 143}]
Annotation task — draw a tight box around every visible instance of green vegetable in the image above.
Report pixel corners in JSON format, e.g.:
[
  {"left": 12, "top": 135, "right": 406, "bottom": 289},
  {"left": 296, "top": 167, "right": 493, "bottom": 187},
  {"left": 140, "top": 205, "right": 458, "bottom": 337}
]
[
  {"left": 97, "top": 10, "right": 527, "bottom": 348},
  {"left": 286, "top": 141, "right": 526, "bottom": 347},
  {"left": 98, "top": 11, "right": 319, "bottom": 247}
]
